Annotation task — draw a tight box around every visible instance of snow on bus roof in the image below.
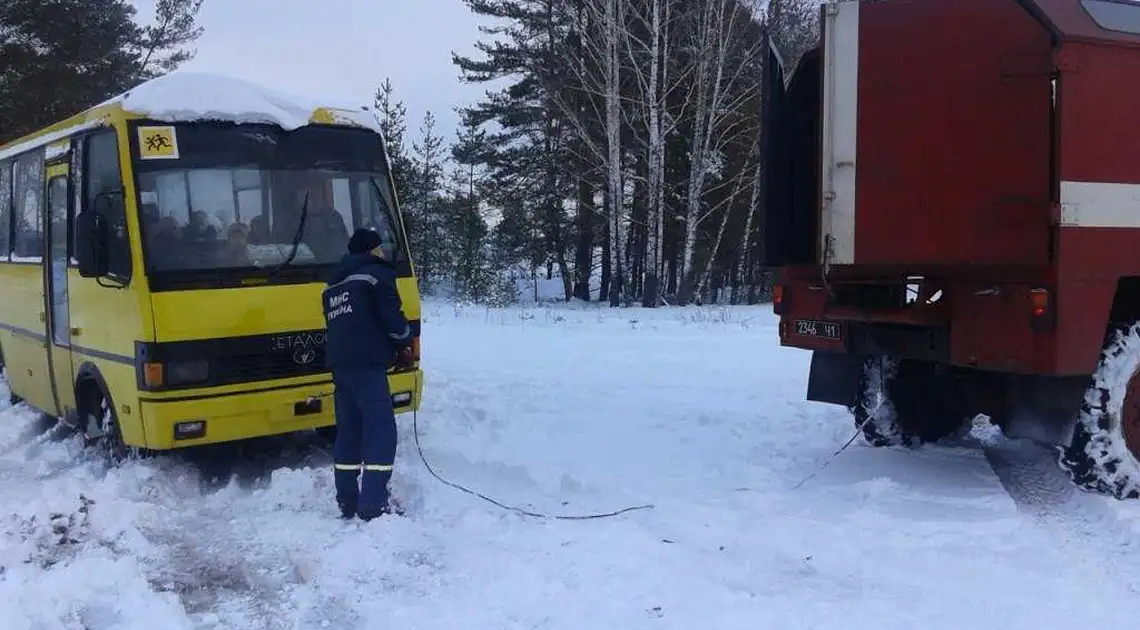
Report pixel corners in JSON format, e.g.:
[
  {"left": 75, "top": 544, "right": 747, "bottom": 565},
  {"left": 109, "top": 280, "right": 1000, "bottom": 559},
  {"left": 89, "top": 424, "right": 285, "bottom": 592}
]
[{"left": 101, "top": 70, "right": 381, "bottom": 132}]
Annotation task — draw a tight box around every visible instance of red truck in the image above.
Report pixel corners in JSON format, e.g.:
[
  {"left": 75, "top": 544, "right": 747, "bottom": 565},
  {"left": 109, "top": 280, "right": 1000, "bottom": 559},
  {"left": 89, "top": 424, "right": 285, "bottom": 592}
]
[{"left": 763, "top": 0, "right": 1140, "bottom": 499}]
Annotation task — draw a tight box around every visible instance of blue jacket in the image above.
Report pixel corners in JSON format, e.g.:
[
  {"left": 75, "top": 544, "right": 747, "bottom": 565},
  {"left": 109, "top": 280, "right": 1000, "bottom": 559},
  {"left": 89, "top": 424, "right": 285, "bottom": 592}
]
[{"left": 321, "top": 253, "right": 412, "bottom": 370}]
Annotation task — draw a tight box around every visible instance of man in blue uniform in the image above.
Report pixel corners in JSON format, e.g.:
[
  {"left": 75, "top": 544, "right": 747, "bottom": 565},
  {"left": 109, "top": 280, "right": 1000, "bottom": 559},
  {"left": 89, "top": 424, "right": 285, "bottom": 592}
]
[{"left": 322, "top": 228, "right": 413, "bottom": 521}]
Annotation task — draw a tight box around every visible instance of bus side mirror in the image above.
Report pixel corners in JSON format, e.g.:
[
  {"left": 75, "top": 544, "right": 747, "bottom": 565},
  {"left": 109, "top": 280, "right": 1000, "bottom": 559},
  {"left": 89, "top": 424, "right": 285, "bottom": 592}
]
[{"left": 75, "top": 209, "right": 109, "bottom": 278}]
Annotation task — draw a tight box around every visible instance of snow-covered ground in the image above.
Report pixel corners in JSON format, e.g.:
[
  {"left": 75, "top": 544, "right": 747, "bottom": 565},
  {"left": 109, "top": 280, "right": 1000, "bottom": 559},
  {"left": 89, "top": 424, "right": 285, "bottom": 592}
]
[{"left": 3, "top": 301, "right": 1140, "bottom": 629}]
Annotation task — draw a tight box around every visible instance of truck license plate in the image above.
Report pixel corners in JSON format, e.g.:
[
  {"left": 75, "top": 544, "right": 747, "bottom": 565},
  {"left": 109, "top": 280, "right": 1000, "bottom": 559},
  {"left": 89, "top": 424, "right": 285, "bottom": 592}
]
[{"left": 793, "top": 319, "right": 841, "bottom": 340}]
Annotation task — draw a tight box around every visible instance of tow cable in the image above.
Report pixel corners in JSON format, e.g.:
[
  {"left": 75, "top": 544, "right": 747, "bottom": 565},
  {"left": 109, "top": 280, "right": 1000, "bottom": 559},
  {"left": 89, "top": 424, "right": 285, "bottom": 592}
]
[
  {"left": 407, "top": 371, "right": 653, "bottom": 520},
  {"left": 314, "top": 371, "right": 655, "bottom": 521},
  {"left": 789, "top": 423, "right": 866, "bottom": 491},
  {"left": 789, "top": 359, "right": 886, "bottom": 491}
]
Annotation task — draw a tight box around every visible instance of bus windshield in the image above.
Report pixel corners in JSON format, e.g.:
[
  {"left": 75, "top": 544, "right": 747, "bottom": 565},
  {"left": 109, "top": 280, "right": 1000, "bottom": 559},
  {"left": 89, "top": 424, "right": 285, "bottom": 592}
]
[{"left": 130, "top": 121, "right": 405, "bottom": 280}]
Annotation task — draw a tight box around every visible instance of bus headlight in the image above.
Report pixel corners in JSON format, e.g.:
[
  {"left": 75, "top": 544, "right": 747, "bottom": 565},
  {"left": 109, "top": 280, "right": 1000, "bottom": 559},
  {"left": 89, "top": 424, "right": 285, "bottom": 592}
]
[{"left": 164, "top": 360, "right": 210, "bottom": 386}]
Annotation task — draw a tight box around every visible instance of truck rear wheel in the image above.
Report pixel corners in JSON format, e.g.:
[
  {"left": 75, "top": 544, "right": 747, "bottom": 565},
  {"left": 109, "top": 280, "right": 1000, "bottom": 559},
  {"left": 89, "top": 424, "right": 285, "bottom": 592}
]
[
  {"left": 853, "top": 356, "right": 968, "bottom": 447},
  {"left": 1059, "top": 323, "right": 1140, "bottom": 499}
]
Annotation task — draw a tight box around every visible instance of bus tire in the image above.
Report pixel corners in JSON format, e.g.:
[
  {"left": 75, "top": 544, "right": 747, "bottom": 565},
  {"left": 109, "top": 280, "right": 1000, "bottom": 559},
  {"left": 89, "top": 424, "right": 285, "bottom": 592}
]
[
  {"left": 316, "top": 425, "right": 337, "bottom": 443},
  {"left": 0, "top": 343, "right": 22, "bottom": 406},
  {"left": 76, "top": 379, "right": 129, "bottom": 465}
]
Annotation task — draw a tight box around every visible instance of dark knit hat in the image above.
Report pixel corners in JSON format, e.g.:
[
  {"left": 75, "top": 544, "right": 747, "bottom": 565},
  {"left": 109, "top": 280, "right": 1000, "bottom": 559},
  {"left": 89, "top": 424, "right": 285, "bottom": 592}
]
[{"left": 347, "top": 228, "right": 383, "bottom": 254}]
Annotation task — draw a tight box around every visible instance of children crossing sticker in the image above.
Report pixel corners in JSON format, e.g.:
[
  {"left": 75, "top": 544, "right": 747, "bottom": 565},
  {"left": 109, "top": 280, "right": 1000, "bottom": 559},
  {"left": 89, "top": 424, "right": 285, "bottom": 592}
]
[{"left": 138, "top": 125, "right": 180, "bottom": 160}]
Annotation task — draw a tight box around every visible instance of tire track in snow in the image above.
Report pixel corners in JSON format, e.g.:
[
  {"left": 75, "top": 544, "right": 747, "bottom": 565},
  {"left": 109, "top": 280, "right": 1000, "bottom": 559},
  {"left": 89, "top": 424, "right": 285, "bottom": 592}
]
[
  {"left": 140, "top": 501, "right": 308, "bottom": 630},
  {"left": 0, "top": 392, "right": 347, "bottom": 628},
  {"left": 981, "top": 433, "right": 1140, "bottom": 593},
  {"left": 124, "top": 436, "right": 342, "bottom": 628},
  {"left": 982, "top": 438, "right": 1087, "bottom": 516}
]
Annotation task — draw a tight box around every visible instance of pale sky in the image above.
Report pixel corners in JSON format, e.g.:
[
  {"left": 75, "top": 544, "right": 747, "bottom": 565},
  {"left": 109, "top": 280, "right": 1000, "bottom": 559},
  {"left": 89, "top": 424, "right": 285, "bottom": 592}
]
[{"left": 130, "top": 0, "right": 496, "bottom": 149}]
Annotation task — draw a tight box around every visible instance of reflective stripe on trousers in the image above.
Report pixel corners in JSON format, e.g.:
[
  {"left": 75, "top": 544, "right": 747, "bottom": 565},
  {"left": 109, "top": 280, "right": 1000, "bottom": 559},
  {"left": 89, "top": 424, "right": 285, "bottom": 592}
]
[
  {"left": 334, "top": 463, "right": 393, "bottom": 472},
  {"left": 331, "top": 365, "right": 399, "bottom": 512}
]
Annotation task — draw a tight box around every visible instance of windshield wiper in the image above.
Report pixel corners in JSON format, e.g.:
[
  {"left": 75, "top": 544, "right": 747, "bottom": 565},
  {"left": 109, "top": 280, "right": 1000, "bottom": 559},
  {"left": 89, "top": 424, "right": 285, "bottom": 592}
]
[
  {"left": 267, "top": 190, "right": 310, "bottom": 278},
  {"left": 369, "top": 176, "right": 405, "bottom": 261}
]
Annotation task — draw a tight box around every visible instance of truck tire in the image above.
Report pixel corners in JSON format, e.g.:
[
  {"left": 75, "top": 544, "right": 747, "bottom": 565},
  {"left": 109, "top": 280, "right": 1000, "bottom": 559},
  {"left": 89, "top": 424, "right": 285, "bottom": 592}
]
[
  {"left": 852, "top": 355, "right": 968, "bottom": 447},
  {"left": 1058, "top": 323, "right": 1140, "bottom": 499}
]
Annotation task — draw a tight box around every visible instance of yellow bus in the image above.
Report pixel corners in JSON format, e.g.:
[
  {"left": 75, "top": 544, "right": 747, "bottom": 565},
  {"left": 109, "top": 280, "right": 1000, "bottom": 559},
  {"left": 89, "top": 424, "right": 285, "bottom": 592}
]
[{"left": 0, "top": 72, "right": 422, "bottom": 462}]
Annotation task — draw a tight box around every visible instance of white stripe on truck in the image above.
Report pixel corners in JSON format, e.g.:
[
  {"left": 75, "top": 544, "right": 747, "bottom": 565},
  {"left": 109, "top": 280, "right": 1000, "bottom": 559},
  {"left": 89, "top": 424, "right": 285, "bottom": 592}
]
[
  {"left": 820, "top": 0, "right": 860, "bottom": 266},
  {"left": 1060, "top": 181, "right": 1140, "bottom": 228}
]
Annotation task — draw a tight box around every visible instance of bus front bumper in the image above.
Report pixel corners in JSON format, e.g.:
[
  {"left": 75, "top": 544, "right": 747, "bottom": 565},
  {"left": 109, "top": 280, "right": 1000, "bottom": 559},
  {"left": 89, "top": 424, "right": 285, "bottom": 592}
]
[{"left": 137, "top": 369, "right": 423, "bottom": 450}]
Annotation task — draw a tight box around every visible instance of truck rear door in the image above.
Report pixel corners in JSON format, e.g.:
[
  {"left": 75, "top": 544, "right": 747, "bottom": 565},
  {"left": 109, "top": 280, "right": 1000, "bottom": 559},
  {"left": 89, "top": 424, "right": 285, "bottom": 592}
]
[{"left": 820, "top": 0, "right": 1055, "bottom": 267}]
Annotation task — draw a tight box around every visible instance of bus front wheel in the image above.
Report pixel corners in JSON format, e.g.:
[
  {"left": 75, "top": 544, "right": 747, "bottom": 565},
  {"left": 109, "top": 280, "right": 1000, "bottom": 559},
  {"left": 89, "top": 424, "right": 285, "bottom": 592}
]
[
  {"left": 77, "top": 381, "right": 128, "bottom": 465},
  {"left": 0, "top": 345, "right": 22, "bottom": 407}
]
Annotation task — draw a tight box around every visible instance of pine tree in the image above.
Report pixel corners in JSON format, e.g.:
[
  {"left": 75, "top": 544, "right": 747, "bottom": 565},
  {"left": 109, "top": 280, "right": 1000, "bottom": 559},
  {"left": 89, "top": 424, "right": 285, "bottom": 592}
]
[
  {"left": 448, "top": 114, "right": 512, "bottom": 303},
  {"left": 450, "top": 0, "right": 814, "bottom": 307},
  {"left": 373, "top": 78, "right": 414, "bottom": 201},
  {"left": 453, "top": 0, "right": 577, "bottom": 301},
  {"left": 134, "top": 0, "right": 205, "bottom": 79},
  {"left": 406, "top": 111, "right": 448, "bottom": 290},
  {"left": 0, "top": 0, "right": 203, "bottom": 144}
]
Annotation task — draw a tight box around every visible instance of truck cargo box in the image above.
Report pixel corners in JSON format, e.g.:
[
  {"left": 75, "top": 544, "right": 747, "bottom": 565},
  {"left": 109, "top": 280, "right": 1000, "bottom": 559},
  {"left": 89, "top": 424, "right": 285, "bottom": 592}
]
[
  {"left": 763, "top": 0, "right": 1063, "bottom": 267},
  {"left": 766, "top": 0, "right": 1140, "bottom": 503}
]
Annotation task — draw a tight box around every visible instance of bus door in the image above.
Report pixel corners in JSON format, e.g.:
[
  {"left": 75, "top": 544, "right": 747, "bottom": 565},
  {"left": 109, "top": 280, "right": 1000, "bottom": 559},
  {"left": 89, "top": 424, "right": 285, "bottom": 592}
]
[
  {"left": 3, "top": 149, "right": 54, "bottom": 412},
  {"left": 42, "top": 153, "right": 74, "bottom": 418}
]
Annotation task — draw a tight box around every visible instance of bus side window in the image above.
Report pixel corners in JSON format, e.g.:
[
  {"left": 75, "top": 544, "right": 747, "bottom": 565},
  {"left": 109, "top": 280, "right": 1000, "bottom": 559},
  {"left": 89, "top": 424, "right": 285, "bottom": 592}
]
[
  {"left": 84, "top": 131, "right": 131, "bottom": 280},
  {"left": 0, "top": 160, "right": 11, "bottom": 262},
  {"left": 12, "top": 149, "right": 44, "bottom": 263}
]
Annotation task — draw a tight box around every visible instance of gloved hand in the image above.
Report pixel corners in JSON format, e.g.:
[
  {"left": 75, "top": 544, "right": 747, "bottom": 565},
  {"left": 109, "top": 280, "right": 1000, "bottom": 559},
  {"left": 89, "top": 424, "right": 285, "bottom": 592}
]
[{"left": 393, "top": 345, "right": 416, "bottom": 369}]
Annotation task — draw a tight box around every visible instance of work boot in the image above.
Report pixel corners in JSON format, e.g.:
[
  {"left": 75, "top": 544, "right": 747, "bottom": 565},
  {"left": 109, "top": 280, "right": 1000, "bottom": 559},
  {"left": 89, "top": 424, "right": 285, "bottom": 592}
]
[
  {"left": 358, "top": 496, "right": 404, "bottom": 521},
  {"left": 338, "top": 500, "right": 357, "bottom": 520}
]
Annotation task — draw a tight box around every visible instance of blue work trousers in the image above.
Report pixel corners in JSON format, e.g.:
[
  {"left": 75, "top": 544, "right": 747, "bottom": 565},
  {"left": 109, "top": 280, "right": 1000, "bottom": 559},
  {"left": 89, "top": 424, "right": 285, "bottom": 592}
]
[{"left": 331, "top": 366, "right": 397, "bottom": 518}]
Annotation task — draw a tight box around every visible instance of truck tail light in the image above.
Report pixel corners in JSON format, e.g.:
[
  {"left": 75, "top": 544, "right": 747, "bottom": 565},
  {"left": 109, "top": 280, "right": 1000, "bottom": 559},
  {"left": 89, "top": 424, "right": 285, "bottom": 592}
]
[
  {"left": 1030, "top": 288, "right": 1055, "bottom": 331},
  {"left": 773, "top": 284, "right": 786, "bottom": 315}
]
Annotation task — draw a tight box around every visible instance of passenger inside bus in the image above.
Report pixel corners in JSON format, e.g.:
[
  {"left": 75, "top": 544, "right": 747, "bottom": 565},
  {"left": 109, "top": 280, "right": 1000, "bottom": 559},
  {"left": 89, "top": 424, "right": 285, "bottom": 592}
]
[
  {"left": 249, "top": 215, "right": 270, "bottom": 245},
  {"left": 221, "top": 222, "right": 251, "bottom": 267},
  {"left": 183, "top": 210, "right": 217, "bottom": 242},
  {"left": 133, "top": 166, "right": 398, "bottom": 275},
  {"left": 297, "top": 179, "right": 349, "bottom": 261}
]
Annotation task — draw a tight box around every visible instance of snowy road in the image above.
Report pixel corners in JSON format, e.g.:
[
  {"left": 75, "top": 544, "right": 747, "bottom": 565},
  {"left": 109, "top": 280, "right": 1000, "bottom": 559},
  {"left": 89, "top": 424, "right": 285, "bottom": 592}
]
[{"left": 2, "top": 302, "right": 1140, "bottom": 629}]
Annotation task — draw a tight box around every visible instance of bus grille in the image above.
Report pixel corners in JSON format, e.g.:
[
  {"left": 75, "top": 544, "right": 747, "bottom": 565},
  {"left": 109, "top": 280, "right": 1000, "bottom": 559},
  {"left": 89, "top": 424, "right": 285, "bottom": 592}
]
[{"left": 212, "top": 350, "right": 328, "bottom": 384}]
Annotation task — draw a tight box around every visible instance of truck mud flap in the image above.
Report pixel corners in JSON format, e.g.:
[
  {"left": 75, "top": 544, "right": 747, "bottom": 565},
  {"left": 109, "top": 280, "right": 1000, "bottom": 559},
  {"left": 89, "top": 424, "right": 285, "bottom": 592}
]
[
  {"left": 1001, "top": 373, "right": 1088, "bottom": 447},
  {"left": 806, "top": 351, "right": 865, "bottom": 407}
]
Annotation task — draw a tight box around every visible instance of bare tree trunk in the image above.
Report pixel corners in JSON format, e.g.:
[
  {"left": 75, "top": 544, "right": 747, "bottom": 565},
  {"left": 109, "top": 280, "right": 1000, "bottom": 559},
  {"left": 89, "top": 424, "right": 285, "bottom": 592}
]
[
  {"left": 605, "top": 0, "right": 626, "bottom": 306},
  {"left": 679, "top": 0, "right": 713, "bottom": 290},
  {"left": 642, "top": 0, "right": 666, "bottom": 308},
  {"left": 674, "top": 0, "right": 762, "bottom": 305},
  {"left": 545, "top": 0, "right": 628, "bottom": 306},
  {"left": 571, "top": 0, "right": 595, "bottom": 302},
  {"left": 698, "top": 148, "right": 753, "bottom": 298},
  {"left": 733, "top": 151, "right": 762, "bottom": 305},
  {"left": 600, "top": 191, "right": 612, "bottom": 301},
  {"left": 574, "top": 177, "right": 594, "bottom": 301}
]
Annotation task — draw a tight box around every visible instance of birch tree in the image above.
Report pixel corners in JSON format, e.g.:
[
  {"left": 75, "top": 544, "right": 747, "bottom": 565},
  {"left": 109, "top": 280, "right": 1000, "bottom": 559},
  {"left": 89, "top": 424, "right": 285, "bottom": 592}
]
[
  {"left": 700, "top": 134, "right": 760, "bottom": 299},
  {"left": 451, "top": 0, "right": 785, "bottom": 306},
  {"left": 729, "top": 0, "right": 818, "bottom": 304},
  {"left": 602, "top": 0, "right": 627, "bottom": 305},
  {"left": 674, "top": 0, "right": 766, "bottom": 305},
  {"left": 546, "top": 0, "right": 630, "bottom": 305},
  {"left": 733, "top": 142, "right": 764, "bottom": 304},
  {"left": 622, "top": 0, "right": 692, "bottom": 307}
]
